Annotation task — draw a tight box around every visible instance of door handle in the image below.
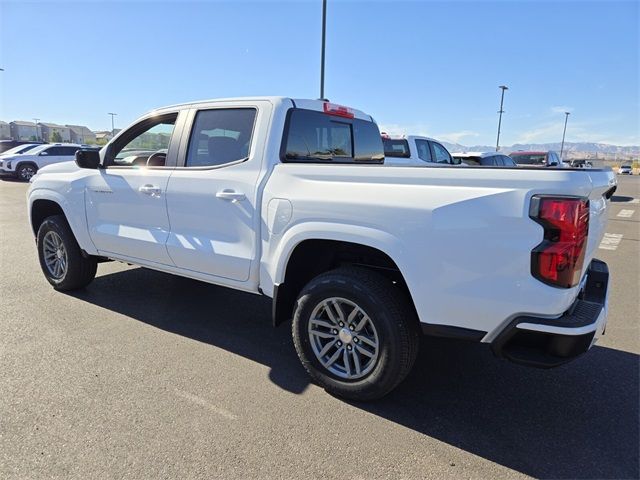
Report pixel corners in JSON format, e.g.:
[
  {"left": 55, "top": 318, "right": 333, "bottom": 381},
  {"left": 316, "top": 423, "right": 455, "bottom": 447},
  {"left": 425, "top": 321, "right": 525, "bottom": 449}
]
[
  {"left": 216, "top": 189, "right": 246, "bottom": 202},
  {"left": 139, "top": 184, "right": 162, "bottom": 197}
]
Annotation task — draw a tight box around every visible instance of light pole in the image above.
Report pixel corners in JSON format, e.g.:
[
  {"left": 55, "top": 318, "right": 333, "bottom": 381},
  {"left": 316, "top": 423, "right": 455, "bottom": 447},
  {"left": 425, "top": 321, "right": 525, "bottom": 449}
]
[
  {"left": 319, "top": 0, "right": 327, "bottom": 100},
  {"left": 495, "top": 85, "right": 508, "bottom": 151},
  {"left": 108, "top": 113, "right": 117, "bottom": 138},
  {"left": 560, "top": 111, "right": 570, "bottom": 161},
  {"left": 33, "top": 118, "right": 40, "bottom": 142}
]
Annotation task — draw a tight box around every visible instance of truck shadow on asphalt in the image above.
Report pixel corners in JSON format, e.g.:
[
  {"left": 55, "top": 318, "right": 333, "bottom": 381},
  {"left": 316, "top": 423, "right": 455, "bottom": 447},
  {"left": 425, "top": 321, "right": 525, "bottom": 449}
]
[{"left": 70, "top": 266, "right": 639, "bottom": 480}]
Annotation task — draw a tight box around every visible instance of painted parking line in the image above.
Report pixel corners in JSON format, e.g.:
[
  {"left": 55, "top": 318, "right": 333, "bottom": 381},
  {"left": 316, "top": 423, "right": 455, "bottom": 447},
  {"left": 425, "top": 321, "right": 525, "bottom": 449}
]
[
  {"left": 599, "top": 233, "right": 624, "bottom": 251},
  {"left": 174, "top": 389, "right": 237, "bottom": 420},
  {"left": 629, "top": 199, "right": 640, "bottom": 204},
  {"left": 617, "top": 209, "right": 635, "bottom": 218}
]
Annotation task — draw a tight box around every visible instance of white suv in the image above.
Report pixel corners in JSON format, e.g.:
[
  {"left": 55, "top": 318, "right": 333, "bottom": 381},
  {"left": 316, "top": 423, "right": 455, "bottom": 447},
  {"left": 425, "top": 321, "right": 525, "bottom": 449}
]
[{"left": 0, "top": 143, "right": 88, "bottom": 181}]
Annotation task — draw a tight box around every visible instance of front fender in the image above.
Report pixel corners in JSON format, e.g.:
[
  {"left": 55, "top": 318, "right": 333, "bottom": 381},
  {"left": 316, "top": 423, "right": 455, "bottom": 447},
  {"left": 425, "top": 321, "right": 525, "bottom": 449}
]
[{"left": 28, "top": 188, "right": 98, "bottom": 255}]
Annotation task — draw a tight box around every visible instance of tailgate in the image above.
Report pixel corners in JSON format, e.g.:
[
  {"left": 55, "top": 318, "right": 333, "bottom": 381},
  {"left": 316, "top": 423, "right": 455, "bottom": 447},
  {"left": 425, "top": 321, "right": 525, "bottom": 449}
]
[{"left": 583, "top": 169, "right": 617, "bottom": 275}]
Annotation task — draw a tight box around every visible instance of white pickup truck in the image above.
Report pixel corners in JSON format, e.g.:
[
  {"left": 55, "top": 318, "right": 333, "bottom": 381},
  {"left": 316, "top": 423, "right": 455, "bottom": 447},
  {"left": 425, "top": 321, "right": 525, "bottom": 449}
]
[
  {"left": 382, "top": 134, "right": 461, "bottom": 166},
  {"left": 28, "top": 97, "right": 616, "bottom": 400}
]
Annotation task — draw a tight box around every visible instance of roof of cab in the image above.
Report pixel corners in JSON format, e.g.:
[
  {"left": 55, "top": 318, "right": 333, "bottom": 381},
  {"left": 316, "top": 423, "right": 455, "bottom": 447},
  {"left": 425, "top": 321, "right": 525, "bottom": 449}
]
[
  {"left": 453, "top": 151, "right": 503, "bottom": 158},
  {"left": 150, "top": 96, "right": 374, "bottom": 121}
]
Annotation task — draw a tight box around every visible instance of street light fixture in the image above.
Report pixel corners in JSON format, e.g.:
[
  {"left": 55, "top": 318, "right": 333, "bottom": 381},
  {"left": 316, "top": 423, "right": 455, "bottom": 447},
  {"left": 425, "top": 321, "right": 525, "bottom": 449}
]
[
  {"left": 319, "top": 0, "right": 327, "bottom": 100},
  {"left": 495, "top": 85, "right": 508, "bottom": 151},
  {"left": 33, "top": 118, "right": 40, "bottom": 142},
  {"left": 108, "top": 113, "right": 117, "bottom": 137},
  {"left": 560, "top": 111, "right": 570, "bottom": 161}
]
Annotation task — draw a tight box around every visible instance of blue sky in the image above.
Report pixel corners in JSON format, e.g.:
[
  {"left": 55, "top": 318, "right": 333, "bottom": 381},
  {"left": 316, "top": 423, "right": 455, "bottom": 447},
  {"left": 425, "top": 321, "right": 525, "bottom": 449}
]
[{"left": 1, "top": 0, "right": 638, "bottom": 146}]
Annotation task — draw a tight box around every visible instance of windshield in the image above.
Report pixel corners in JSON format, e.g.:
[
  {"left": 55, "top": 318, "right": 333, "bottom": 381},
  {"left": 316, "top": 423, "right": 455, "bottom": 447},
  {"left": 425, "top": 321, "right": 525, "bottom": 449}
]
[
  {"left": 0, "top": 144, "right": 40, "bottom": 156},
  {"left": 511, "top": 154, "right": 546, "bottom": 165},
  {"left": 25, "top": 144, "right": 52, "bottom": 155}
]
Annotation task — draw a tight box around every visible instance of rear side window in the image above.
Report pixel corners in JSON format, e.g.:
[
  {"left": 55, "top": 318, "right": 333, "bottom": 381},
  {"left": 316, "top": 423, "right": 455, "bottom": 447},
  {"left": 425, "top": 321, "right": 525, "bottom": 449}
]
[
  {"left": 383, "top": 139, "right": 410, "bottom": 158},
  {"left": 61, "top": 146, "right": 80, "bottom": 156},
  {"left": 186, "top": 108, "right": 256, "bottom": 167},
  {"left": 283, "top": 109, "right": 383, "bottom": 163},
  {"left": 415, "top": 139, "right": 433, "bottom": 162}
]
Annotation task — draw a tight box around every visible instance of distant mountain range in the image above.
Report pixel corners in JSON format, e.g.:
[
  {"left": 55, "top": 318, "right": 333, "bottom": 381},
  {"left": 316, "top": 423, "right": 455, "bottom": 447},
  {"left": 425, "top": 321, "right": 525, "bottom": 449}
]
[{"left": 440, "top": 141, "right": 639, "bottom": 156}]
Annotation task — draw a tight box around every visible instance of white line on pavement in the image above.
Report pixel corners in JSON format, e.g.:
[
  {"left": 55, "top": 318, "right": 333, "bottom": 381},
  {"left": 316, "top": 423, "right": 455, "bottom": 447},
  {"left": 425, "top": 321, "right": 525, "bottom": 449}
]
[
  {"left": 629, "top": 199, "right": 640, "bottom": 204},
  {"left": 599, "top": 233, "right": 624, "bottom": 251},
  {"left": 617, "top": 209, "right": 635, "bottom": 218},
  {"left": 174, "top": 389, "right": 238, "bottom": 420}
]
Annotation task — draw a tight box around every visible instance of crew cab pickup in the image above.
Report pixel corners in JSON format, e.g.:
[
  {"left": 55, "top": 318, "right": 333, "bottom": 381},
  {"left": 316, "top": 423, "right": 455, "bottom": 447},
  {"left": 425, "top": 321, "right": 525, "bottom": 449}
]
[
  {"left": 382, "top": 134, "right": 462, "bottom": 166},
  {"left": 28, "top": 97, "right": 616, "bottom": 400}
]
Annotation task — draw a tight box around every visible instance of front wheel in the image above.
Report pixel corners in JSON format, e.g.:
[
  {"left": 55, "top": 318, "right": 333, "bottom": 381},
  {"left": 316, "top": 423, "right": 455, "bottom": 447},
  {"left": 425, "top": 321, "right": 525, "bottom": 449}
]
[
  {"left": 37, "top": 215, "right": 97, "bottom": 291},
  {"left": 292, "top": 267, "right": 419, "bottom": 401},
  {"left": 16, "top": 163, "right": 37, "bottom": 181}
]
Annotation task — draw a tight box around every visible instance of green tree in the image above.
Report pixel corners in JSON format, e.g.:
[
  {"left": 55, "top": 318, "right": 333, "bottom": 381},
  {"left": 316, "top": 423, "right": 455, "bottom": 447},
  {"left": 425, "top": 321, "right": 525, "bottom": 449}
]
[{"left": 51, "top": 131, "right": 63, "bottom": 142}]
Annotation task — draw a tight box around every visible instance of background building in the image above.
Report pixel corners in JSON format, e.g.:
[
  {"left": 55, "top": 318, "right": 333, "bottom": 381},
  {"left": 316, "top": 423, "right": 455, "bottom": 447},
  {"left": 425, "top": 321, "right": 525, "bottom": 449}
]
[
  {"left": 9, "top": 121, "right": 38, "bottom": 141},
  {"left": 67, "top": 125, "right": 97, "bottom": 144},
  {"left": 39, "top": 123, "right": 71, "bottom": 143},
  {"left": 0, "top": 121, "right": 10, "bottom": 140}
]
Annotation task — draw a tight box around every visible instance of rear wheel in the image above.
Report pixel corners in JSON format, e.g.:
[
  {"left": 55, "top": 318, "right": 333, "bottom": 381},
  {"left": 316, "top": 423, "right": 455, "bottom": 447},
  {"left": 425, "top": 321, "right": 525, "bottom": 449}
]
[
  {"left": 292, "top": 267, "right": 419, "bottom": 401},
  {"left": 37, "top": 215, "right": 97, "bottom": 290},
  {"left": 16, "top": 163, "right": 37, "bottom": 181}
]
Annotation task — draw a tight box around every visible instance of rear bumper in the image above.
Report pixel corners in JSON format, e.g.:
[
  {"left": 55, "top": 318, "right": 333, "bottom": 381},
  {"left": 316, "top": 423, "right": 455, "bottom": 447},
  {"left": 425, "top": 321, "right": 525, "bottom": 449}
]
[{"left": 491, "top": 259, "right": 609, "bottom": 368}]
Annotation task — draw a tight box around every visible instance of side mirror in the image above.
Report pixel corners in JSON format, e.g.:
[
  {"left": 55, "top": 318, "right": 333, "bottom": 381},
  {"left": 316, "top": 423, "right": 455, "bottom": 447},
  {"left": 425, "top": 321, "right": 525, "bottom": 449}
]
[
  {"left": 75, "top": 149, "right": 101, "bottom": 169},
  {"left": 39, "top": 151, "right": 48, "bottom": 156},
  {"left": 451, "top": 156, "right": 461, "bottom": 165}
]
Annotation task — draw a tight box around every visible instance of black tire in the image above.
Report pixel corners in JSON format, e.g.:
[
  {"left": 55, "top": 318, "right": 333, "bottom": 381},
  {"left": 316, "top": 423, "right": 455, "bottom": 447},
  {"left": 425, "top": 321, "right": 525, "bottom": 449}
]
[
  {"left": 16, "top": 163, "right": 38, "bottom": 182},
  {"left": 37, "top": 215, "right": 97, "bottom": 291},
  {"left": 292, "top": 267, "right": 420, "bottom": 401}
]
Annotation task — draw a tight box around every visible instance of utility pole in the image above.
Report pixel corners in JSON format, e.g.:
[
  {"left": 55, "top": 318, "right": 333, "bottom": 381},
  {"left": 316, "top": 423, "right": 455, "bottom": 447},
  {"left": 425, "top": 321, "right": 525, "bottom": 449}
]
[
  {"left": 560, "top": 111, "right": 570, "bottom": 161},
  {"left": 319, "top": 0, "right": 327, "bottom": 100},
  {"left": 495, "top": 85, "right": 508, "bottom": 151},
  {"left": 108, "top": 113, "right": 117, "bottom": 138},
  {"left": 33, "top": 118, "right": 40, "bottom": 142}
]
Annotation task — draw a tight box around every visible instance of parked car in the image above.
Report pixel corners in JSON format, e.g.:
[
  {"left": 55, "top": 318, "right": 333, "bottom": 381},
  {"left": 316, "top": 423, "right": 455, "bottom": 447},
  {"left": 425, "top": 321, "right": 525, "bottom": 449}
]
[
  {"left": 453, "top": 152, "right": 517, "bottom": 167},
  {"left": 0, "top": 143, "right": 44, "bottom": 158},
  {"left": 510, "top": 150, "right": 566, "bottom": 168},
  {"left": 28, "top": 97, "right": 615, "bottom": 400},
  {"left": 0, "top": 139, "right": 46, "bottom": 154},
  {"left": 618, "top": 165, "right": 633, "bottom": 175},
  {"left": 0, "top": 143, "right": 92, "bottom": 181},
  {"left": 382, "top": 134, "right": 462, "bottom": 166},
  {"left": 570, "top": 160, "right": 593, "bottom": 169}
]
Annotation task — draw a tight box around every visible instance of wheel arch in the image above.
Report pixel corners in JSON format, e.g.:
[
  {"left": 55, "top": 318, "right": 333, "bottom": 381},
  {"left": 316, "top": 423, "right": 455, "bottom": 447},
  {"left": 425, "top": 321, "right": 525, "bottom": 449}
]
[
  {"left": 15, "top": 160, "right": 39, "bottom": 172},
  {"left": 30, "top": 199, "right": 65, "bottom": 237},
  {"left": 28, "top": 190, "right": 98, "bottom": 256},
  {"left": 271, "top": 234, "right": 417, "bottom": 327}
]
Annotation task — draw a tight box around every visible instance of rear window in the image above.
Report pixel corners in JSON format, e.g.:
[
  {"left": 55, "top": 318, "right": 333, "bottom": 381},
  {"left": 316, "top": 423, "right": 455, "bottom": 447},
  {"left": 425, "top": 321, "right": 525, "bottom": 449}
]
[
  {"left": 283, "top": 109, "right": 383, "bottom": 163},
  {"left": 382, "top": 138, "right": 410, "bottom": 158},
  {"left": 511, "top": 153, "right": 546, "bottom": 165}
]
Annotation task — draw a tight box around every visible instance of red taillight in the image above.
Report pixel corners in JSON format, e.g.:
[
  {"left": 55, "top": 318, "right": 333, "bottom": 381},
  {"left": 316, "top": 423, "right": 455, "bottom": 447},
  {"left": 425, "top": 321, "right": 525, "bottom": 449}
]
[
  {"left": 323, "top": 102, "right": 355, "bottom": 118},
  {"left": 530, "top": 196, "right": 589, "bottom": 288}
]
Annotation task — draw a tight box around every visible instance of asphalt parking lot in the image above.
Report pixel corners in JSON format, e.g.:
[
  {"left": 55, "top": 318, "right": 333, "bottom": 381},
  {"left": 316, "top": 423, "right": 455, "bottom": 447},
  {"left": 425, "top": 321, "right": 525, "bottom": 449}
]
[{"left": 1, "top": 175, "right": 638, "bottom": 480}]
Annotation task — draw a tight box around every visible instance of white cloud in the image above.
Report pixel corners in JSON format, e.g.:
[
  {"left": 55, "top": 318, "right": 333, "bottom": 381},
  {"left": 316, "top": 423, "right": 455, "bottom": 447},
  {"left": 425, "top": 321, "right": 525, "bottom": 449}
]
[{"left": 434, "top": 130, "right": 480, "bottom": 144}]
